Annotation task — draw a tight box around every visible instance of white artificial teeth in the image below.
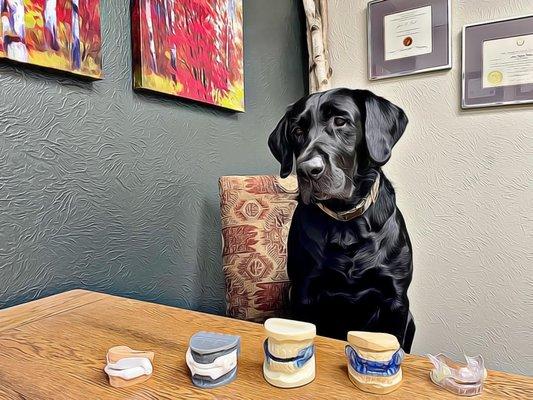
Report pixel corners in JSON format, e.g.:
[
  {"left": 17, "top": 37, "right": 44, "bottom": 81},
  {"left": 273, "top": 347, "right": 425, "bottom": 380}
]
[
  {"left": 186, "top": 348, "right": 238, "bottom": 380},
  {"left": 105, "top": 357, "right": 153, "bottom": 380}
]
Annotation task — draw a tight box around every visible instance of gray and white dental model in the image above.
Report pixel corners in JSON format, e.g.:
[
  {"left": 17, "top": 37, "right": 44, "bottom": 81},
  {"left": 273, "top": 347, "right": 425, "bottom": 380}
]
[{"left": 186, "top": 331, "right": 241, "bottom": 388}]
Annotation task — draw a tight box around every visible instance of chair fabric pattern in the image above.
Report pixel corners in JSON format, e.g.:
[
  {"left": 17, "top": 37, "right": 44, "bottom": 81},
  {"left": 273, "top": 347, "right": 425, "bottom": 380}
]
[{"left": 219, "top": 175, "right": 298, "bottom": 322}]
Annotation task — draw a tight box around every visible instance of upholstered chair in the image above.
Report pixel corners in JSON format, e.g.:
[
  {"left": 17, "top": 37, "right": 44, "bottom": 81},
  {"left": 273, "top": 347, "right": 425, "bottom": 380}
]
[{"left": 219, "top": 175, "right": 298, "bottom": 322}]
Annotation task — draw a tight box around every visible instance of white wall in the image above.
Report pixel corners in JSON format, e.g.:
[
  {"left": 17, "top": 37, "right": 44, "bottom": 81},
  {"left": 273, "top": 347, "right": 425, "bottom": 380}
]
[{"left": 328, "top": 0, "right": 532, "bottom": 375}]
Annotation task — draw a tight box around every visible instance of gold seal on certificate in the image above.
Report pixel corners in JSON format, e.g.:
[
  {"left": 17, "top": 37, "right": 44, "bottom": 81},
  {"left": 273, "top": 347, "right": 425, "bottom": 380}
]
[
  {"left": 482, "top": 34, "right": 533, "bottom": 88},
  {"left": 487, "top": 71, "right": 503, "bottom": 85}
]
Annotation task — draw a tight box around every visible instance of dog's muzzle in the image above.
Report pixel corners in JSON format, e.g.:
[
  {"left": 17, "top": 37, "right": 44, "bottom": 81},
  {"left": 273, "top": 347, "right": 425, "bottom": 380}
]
[{"left": 297, "top": 156, "right": 325, "bottom": 180}]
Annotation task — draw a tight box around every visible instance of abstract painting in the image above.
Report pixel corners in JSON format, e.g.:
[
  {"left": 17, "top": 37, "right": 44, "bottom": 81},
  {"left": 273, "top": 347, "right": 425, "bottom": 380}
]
[
  {"left": 0, "top": 0, "right": 102, "bottom": 79},
  {"left": 132, "top": 0, "right": 244, "bottom": 111}
]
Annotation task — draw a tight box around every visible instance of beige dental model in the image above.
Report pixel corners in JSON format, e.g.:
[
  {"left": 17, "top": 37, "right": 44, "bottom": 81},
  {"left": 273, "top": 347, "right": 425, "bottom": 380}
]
[
  {"left": 263, "top": 318, "right": 316, "bottom": 388},
  {"left": 104, "top": 346, "right": 155, "bottom": 388},
  {"left": 345, "top": 331, "right": 405, "bottom": 395}
]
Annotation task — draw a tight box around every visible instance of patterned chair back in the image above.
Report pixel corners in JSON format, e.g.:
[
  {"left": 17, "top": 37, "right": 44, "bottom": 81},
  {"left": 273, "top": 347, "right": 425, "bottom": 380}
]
[{"left": 219, "top": 175, "right": 298, "bottom": 323}]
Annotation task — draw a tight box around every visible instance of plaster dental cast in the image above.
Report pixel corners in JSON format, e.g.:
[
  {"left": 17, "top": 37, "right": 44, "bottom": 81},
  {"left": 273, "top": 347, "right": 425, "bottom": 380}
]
[
  {"left": 186, "top": 331, "right": 241, "bottom": 388},
  {"left": 262, "top": 318, "right": 317, "bottom": 388},
  {"left": 345, "top": 331, "right": 405, "bottom": 394}
]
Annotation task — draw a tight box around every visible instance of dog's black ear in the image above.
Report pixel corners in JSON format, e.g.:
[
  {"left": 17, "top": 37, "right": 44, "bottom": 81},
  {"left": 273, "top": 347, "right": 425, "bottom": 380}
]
[
  {"left": 268, "top": 112, "right": 293, "bottom": 178},
  {"left": 359, "top": 90, "right": 408, "bottom": 165}
]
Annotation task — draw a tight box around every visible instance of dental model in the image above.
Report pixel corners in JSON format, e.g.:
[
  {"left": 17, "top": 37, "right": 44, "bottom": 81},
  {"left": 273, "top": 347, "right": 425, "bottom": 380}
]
[
  {"left": 263, "top": 318, "right": 316, "bottom": 388},
  {"left": 186, "top": 331, "right": 241, "bottom": 388},
  {"left": 104, "top": 346, "right": 155, "bottom": 388},
  {"left": 427, "top": 353, "right": 487, "bottom": 396},
  {"left": 345, "top": 331, "right": 405, "bottom": 394}
]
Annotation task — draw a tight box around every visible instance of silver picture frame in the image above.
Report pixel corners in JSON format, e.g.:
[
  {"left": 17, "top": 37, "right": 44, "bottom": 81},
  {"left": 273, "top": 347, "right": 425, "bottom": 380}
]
[
  {"left": 367, "top": 0, "right": 452, "bottom": 80},
  {"left": 461, "top": 14, "right": 533, "bottom": 109}
]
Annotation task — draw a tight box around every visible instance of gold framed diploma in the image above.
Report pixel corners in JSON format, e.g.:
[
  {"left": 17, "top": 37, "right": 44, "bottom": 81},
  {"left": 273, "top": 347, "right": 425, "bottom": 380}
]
[
  {"left": 368, "top": 0, "right": 451, "bottom": 80},
  {"left": 462, "top": 15, "right": 533, "bottom": 108}
]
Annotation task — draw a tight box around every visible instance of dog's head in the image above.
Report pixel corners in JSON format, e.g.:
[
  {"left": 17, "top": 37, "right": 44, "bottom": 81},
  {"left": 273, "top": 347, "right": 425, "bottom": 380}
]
[{"left": 268, "top": 88, "right": 408, "bottom": 204}]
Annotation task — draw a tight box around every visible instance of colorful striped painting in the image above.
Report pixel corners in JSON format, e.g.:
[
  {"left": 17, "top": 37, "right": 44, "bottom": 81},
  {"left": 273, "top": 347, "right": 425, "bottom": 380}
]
[
  {"left": 0, "top": 0, "right": 102, "bottom": 78},
  {"left": 132, "top": 0, "right": 244, "bottom": 112}
]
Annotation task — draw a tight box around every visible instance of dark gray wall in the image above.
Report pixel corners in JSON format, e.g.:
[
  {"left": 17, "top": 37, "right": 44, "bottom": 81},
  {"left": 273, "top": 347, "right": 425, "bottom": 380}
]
[{"left": 0, "top": 0, "right": 306, "bottom": 313}]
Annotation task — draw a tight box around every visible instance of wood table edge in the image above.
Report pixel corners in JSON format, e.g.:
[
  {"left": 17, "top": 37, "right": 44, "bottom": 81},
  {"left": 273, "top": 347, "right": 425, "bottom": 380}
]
[{"left": 0, "top": 289, "right": 106, "bottom": 333}]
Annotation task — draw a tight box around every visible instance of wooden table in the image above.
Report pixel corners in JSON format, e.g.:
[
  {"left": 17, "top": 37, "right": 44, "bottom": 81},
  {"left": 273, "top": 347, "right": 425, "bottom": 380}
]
[{"left": 0, "top": 290, "right": 530, "bottom": 399}]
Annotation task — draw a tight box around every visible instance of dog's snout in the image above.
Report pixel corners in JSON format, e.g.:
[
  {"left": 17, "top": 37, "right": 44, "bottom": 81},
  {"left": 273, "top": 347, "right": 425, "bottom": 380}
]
[{"left": 298, "top": 156, "right": 325, "bottom": 180}]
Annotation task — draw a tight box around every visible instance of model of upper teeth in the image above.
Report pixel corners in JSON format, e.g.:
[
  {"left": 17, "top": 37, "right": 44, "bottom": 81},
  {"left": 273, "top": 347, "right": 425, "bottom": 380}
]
[
  {"left": 263, "top": 318, "right": 316, "bottom": 388},
  {"left": 104, "top": 346, "right": 155, "bottom": 388},
  {"left": 427, "top": 353, "right": 487, "bottom": 396},
  {"left": 345, "top": 331, "right": 405, "bottom": 394},
  {"left": 186, "top": 331, "right": 241, "bottom": 388}
]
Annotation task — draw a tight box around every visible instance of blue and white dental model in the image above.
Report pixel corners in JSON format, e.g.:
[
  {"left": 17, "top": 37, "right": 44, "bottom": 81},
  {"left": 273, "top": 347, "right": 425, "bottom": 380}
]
[{"left": 345, "top": 331, "right": 405, "bottom": 394}]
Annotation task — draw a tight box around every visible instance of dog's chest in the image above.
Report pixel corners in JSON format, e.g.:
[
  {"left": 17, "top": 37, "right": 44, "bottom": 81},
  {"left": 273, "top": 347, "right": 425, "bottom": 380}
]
[
  {"left": 327, "top": 223, "right": 371, "bottom": 254},
  {"left": 288, "top": 205, "right": 406, "bottom": 303},
  {"left": 322, "top": 222, "right": 383, "bottom": 273},
  {"left": 292, "top": 206, "right": 383, "bottom": 272}
]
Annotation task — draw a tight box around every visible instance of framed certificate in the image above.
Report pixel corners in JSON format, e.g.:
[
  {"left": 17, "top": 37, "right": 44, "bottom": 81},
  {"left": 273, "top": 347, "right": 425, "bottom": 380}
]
[
  {"left": 462, "top": 15, "right": 533, "bottom": 108},
  {"left": 367, "top": 0, "right": 451, "bottom": 80}
]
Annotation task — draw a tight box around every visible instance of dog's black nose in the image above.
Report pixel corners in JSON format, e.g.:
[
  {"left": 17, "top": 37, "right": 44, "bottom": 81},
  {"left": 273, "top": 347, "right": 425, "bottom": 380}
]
[{"left": 298, "top": 156, "right": 325, "bottom": 180}]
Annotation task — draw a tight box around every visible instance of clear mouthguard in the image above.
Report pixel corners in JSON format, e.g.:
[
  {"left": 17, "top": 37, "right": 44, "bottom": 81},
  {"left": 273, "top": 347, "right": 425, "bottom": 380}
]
[{"left": 427, "top": 353, "right": 487, "bottom": 396}]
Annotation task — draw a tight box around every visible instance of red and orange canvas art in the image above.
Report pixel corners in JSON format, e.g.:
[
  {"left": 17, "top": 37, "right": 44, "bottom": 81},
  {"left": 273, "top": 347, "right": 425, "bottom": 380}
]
[
  {"left": 0, "top": 0, "right": 102, "bottom": 78},
  {"left": 132, "top": 0, "right": 244, "bottom": 112}
]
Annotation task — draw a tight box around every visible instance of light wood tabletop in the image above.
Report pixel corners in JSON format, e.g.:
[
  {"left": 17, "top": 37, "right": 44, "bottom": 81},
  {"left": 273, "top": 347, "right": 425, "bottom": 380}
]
[{"left": 0, "top": 290, "right": 531, "bottom": 399}]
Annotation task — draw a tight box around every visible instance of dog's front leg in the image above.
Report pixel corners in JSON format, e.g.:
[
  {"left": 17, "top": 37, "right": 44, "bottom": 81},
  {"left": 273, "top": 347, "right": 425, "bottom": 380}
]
[
  {"left": 379, "top": 299, "right": 415, "bottom": 353},
  {"left": 287, "top": 255, "right": 324, "bottom": 325}
]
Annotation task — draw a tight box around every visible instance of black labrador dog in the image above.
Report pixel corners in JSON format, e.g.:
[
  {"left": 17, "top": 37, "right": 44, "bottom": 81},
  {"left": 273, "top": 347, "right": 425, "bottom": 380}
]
[{"left": 268, "top": 88, "right": 415, "bottom": 352}]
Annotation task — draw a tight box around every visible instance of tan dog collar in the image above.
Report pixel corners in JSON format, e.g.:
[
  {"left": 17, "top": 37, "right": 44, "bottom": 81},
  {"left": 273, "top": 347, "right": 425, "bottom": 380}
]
[{"left": 316, "top": 174, "right": 380, "bottom": 222}]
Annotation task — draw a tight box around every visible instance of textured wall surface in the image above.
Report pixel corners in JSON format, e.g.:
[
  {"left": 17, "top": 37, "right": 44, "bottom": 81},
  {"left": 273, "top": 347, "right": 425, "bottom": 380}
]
[
  {"left": 329, "top": 0, "right": 532, "bottom": 374},
  {"left": 0, "top": 0, "right": 305, "bottom": 315}
]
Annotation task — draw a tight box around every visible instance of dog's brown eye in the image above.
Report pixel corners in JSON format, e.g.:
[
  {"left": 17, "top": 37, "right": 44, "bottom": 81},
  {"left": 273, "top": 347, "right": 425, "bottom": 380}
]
[
  {"left": 293, "top": 127, "right": 304, "bottom": 136},
  {"left": 334, "top": 117, "right": 346, "bottom": 127}
]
